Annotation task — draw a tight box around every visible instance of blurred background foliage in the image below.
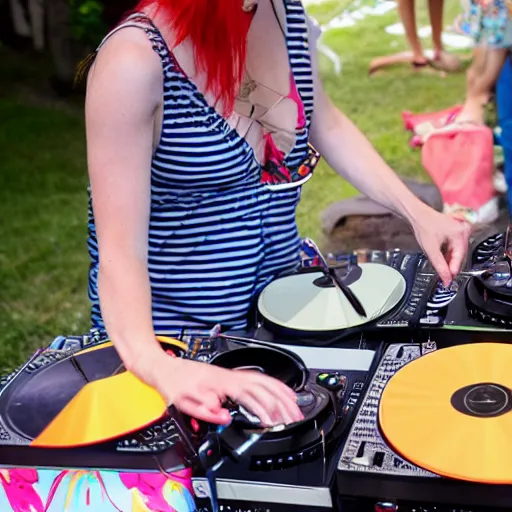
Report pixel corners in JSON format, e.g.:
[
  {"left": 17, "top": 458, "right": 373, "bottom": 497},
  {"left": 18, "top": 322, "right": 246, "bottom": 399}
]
[{"left": 69, "top": 0, "right": 105, "bottom": 47}]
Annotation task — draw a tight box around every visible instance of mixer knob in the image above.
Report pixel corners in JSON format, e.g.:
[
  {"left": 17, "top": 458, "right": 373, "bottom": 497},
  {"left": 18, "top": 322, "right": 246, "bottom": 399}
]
[{"left": 316, "top": 372, "right": 346, "bottom": 390}]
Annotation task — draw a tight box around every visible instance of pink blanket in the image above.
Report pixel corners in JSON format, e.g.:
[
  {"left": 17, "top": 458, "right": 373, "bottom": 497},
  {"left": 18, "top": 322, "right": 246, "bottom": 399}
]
[{"left": 402, "top": 106, "right": 497, "bottom": 223}]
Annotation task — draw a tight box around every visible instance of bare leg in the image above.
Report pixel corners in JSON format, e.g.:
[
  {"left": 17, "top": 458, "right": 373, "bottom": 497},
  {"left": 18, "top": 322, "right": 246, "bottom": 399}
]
[
  {"left": 428, "top": 0, "right": 444, "bottom": 55},
  {"left": 428, "top": 0, "right": 462, "bottom": 71},
  {"left": 397, "top": 0, "right": 426, "bottom": 63},
  {"left": 457, "top": 47, "right": 508, "bottom": 123}
]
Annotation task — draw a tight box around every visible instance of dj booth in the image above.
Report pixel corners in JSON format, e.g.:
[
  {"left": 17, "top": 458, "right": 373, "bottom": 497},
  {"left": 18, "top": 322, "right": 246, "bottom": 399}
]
[{"left": 2, "top": 229, "right": 512, "bottom": 512}]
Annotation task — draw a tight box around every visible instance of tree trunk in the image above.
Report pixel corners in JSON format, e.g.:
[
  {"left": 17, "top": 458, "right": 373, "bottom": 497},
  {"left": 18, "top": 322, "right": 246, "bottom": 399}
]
[{"left": 46, "top": 0, "right": 75, "bottom": 83}]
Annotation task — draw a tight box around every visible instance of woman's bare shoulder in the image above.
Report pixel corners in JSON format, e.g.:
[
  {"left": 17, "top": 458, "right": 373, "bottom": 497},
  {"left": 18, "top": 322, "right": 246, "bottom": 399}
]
[{"left": 87, "top": 26, "right": 163, "bottom": 104}]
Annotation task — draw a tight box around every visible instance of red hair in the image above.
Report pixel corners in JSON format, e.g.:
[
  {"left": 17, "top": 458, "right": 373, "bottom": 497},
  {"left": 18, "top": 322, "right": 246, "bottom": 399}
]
[{"left": 135, "top": 0, "right": 254, "bottom": 114}]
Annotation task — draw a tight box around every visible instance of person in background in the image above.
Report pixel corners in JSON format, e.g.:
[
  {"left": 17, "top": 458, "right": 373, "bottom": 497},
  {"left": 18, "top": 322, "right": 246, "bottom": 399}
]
[
  {"left": 495, "top": 55, "right": 512, "bottom": 209},
  {"left": 370, "top": 0, "right": 461, "bottom": 73},
  {"left": 455, "top": 0, "right": 512, "bottom": 124},
  {"left": 398, "top": 0, "right": 461, "bottom": 69}
]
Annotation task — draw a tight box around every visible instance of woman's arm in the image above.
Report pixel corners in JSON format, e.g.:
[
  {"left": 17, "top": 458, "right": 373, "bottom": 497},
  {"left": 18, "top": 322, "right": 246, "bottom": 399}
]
[
  {"left": 309, "top": 80, "right": 470, "bottom": 284},
  {"left": 86, "top": 30, "right": 165, "bottom": 383}
]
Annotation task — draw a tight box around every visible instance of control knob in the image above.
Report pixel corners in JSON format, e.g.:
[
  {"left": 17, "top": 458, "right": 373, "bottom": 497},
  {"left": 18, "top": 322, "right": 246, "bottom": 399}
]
[{"left": 316, "top": 372, "right": 346, "bottom": 390}]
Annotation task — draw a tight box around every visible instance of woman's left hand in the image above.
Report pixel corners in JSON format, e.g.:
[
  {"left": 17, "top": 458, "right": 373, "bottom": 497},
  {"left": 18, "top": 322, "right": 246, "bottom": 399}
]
[{"left": 410, "top": 204, "right": 472, "bottom": 286}]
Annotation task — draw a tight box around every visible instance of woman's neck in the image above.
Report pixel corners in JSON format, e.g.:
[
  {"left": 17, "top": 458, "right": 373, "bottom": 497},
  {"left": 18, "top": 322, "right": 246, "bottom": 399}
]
[{"left": 135, "top": 0, "right": 256, "bottom": 114}]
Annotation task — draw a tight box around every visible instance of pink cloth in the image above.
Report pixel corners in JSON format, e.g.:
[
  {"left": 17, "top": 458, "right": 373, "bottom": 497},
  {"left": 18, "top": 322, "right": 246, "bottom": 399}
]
[
  {"left": 402, "top": 106, "right": 463, "bottom": 147},
  {"left": 421, "top": 123, "right": 496, "bottom": 211},
  {"left": 402, "top": 106, "right": 496, "bottom": 216}
]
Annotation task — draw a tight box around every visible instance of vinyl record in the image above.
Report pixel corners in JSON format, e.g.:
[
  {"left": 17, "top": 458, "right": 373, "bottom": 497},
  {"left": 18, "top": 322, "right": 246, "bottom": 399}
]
[
  {"left": 258, "top": 263, "right": 406, "bottom": 333},
  {"left": 27, "top": 336, "right": 187, "bottom": 448},
  {"left": 31, "top": 371, "right": 167, "bottom": 448},
  {"left": 379, "top": 343, "right": 512, "bottom": 484}
]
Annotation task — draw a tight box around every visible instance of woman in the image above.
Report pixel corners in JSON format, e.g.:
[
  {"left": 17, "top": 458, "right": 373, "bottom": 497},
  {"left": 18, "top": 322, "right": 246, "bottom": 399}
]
[
  {"left": 0, "top": 0, "right": 470, "bottom": 510},
  {"left": 84, "top": 0, "right": 469, "bottom": 423},
  {"left": 456, "top": 0, "right": 512, "bottom": 123}
]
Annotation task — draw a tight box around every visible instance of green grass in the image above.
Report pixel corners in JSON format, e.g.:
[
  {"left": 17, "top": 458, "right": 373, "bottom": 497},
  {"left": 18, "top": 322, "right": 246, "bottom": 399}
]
[
  {"left": 0, "top": 1, "right": 467, "bottom": 370},
  {"left": 297, "top": 0, "right": 469, "bottom": 235},
  {"left": 0, "top": 96, "right": 90, "bottom": 373}
]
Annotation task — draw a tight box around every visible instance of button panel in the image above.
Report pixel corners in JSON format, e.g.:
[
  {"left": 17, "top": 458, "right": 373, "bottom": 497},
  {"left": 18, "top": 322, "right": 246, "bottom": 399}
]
[
  {"left": 250, "top": 443, "right": 323, "bottom": 471},
  {"left": 376, "top": 251, "right": 434, "bottom": 328},
  {"left": 116, "top": 417, "right": 180, "bottom": 453},
  {"left": 25, "top": 351, "right": 68, "bottom": 374}
]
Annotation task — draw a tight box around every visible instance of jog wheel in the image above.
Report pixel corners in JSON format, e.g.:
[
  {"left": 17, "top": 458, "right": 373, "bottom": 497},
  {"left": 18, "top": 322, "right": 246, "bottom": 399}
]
[
  {"left": 210, "top": 346, "right": 308, "bottom": 391},
  {"left": 466, "top": 277, "right": 512, "bottom": 328}
]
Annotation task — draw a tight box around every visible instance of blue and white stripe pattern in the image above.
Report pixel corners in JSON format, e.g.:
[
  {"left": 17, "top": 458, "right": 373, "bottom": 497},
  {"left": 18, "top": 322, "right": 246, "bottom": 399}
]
[{"left": 87, "top": 0, "right": 315, "bottom": 335}]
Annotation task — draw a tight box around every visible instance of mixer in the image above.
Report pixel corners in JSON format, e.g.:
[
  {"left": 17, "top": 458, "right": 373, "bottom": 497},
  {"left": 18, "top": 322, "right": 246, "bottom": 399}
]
[
  {"left": 191, "top": 333, "right": 379, "bottom": 511},
  {"left": 414, "top": 230, "right": 512, "bottom": 338}
]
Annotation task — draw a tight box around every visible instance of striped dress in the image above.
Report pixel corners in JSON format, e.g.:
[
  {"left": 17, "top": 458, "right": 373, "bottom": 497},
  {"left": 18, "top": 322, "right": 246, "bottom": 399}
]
[{"left": 87, "top": 0, "right": 318, "bottom": 336}]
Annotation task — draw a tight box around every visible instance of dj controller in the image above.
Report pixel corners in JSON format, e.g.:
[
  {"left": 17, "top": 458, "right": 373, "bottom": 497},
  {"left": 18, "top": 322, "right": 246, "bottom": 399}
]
[
  {"left": 284, "top": 230, "right": 512, "bottom": 343},
  {"left": 2, "top": 230, "right": 512, "bottom": 512},
  {"left": 192, "top": 335, "right": 379, "bottom": 512}
]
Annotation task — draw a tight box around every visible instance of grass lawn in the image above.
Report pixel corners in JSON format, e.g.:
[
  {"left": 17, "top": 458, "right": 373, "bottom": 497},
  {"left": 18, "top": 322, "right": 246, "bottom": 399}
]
[{"left": 0, "top": 0, "right": 467, "bottom": 371}]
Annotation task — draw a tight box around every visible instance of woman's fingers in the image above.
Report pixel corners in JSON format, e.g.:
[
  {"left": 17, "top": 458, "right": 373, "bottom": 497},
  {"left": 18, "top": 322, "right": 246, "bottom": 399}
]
[
  {"left": 248, "top": 375, "right": 304, "bottom": 422},
  {"left": 240, "top": 385, "right": 303, "bottom": 426},
  {"left": 246, "top": 387, "right": 294, "bottom": 425},
  {"left": 447, "top": 221, "right": 471, "bottom": 276},
  {"left": 177, "top": 396, "right": 232, "bottom": 425},
  {"left": 235, "top": 393, "right": 275, "bottom": 427},
  {"left": 425, "top": 242, "right": 453, "bottom": 286},
  {"left": 174, "top": 367, "right": 303, "bottom": 427},
  {"left": 261, "top": 375, "right": 298, "bottom": 401}
]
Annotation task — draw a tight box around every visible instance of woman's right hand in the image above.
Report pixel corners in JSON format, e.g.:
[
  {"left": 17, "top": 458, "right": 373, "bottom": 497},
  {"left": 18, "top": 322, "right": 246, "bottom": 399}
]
[{"left": 151, "top": 355, "right": 304, "bottom": 427}]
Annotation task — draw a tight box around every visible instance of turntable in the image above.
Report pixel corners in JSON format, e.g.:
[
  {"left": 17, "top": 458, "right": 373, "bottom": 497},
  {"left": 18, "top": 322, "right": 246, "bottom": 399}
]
[
  {"left": 256, "top": 230, "right": 512, "bottom": 346},
  {"left": 255, "top": 246, "right": 436, "bottom": 343},
  {"left": 0, "top": 334, "right": 196, "bottom": 472},
  {"left": 192, "top": 333, "right": 379, "bottom": 512},
  {"left": 336, "top": 341, "right": 512, "bottom": 511}
]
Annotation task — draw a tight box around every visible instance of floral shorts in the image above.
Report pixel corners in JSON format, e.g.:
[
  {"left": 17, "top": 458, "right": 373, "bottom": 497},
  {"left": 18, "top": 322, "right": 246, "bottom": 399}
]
[
  {"left": 467, "top": 0, "right": 512, "bottom": 47},
  {"left": 0, "top": 468, "right": 196, "bottom": 511}
]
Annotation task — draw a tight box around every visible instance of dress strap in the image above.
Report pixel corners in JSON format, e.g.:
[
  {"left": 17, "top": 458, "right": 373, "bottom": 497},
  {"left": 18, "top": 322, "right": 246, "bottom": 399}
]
[
  {"left": 96, "top": 13, "right": 152, "bottom": 51},
  {"left": 75, "top": 12, "right": 172, "bottom": 87}
]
